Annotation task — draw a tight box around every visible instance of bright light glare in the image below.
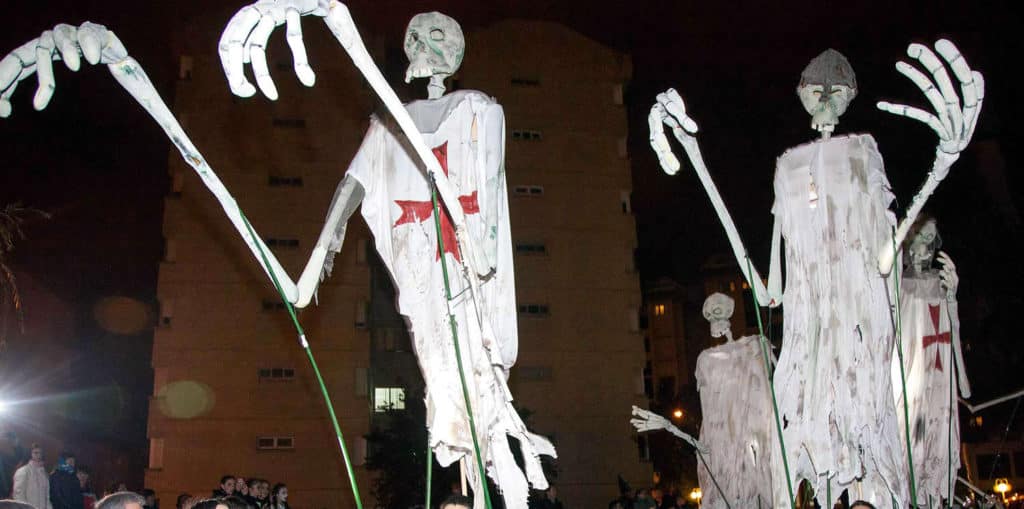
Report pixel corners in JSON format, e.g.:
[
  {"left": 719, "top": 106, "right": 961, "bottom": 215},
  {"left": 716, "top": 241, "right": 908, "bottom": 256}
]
[
  {"left": 0, "top": 399, "right": 8, "bottom": 414},
  {"left": 672, "top": 409, "right": 684, "bottom": 419}
]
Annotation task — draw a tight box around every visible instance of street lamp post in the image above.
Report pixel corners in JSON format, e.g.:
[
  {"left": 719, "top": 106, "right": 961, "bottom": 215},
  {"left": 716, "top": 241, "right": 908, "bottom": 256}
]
[{"left": 994, "top": 478, "right": 1011, "bottom": 504}]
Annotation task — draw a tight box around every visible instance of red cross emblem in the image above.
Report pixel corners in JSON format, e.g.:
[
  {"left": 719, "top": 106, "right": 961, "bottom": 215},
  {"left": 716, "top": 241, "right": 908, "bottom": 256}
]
[
  {"left": 921, "top": 304, "right": 951, "bottom": 372},
  {"left": 392, "top": 142, "right": 479, "bottom": 262}
]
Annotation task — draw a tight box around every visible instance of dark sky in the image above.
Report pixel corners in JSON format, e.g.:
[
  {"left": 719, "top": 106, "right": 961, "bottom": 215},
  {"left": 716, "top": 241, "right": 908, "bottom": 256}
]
[{"left": 2, "top": 0, "right": 1023, "bottom": 455}]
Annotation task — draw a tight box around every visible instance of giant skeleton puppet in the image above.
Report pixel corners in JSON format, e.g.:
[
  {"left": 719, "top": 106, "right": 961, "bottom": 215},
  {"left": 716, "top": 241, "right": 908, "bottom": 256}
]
[
  {"left": 649, "top": 41, "right": 983, "bottom": 507},
  {"left": 893, "top": 217, "right": 971, "bottom": 504},
  {"left": 0, "top": 4, "right": 554, "bottom": 508},
  {"left": 693, "top": 292, "right": 775, "bottom": 508}
]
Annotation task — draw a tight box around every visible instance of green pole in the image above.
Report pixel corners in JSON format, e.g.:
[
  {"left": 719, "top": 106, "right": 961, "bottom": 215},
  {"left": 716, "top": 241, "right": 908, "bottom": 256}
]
[{"left": 890, "top": 228, "right": 919, "bottom": 508}]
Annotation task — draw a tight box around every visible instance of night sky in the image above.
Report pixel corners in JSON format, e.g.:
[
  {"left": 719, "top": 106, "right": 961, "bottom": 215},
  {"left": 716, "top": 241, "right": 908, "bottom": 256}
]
[{"left": 2, "top": 0, "right": 1023, "bottom": 474}]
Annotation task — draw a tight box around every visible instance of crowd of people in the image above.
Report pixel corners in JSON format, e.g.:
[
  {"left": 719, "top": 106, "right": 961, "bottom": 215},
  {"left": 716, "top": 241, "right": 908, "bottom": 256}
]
[{"left": 173, "top": 475, "right": 289, "bottom": 509}]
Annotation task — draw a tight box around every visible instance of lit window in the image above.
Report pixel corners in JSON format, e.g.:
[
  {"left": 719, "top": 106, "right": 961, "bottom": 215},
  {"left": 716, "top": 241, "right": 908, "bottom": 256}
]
[
  {"left": 374, "top": 387, "right": 406, "bottom": 412},
  {"left": 653, "top": 304, "right": 666, "bottom": 316}
]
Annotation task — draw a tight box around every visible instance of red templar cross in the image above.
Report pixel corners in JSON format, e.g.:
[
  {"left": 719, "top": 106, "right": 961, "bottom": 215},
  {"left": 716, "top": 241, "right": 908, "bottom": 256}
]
[
  {"left": 922, "top": 304, "right": 951, "bottom": 372},
  {"left": 392, "top": 142, "right": 479, "bottom": 262}
]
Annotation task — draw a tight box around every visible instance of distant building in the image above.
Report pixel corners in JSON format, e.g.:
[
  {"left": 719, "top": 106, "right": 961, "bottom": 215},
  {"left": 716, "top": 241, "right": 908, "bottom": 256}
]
[{"left": 147, "top": 16, "right": 647, "bottom": 509}]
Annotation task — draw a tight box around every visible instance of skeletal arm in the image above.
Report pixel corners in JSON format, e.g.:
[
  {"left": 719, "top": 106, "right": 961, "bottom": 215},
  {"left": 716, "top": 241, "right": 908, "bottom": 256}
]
[
  {"left": 876, "top": 40, "right": 984, "bottom": 275},
  {"left": 937, "top": 251, "right": 971, "bottom": 397},
  {"left": 630, "top": 406, "right": 708, "bottom": 454},
  {"left": 649, "top": 89, "right": 781, "bottom": 306},
  {"left": 294, "top": 175, "right": 364, "bottom": 307}
]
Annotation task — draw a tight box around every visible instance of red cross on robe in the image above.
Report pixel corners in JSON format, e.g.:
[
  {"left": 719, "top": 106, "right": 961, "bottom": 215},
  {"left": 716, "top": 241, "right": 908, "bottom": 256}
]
[
  {"left": 392, "top": 142, "right": 480, "bottom": 262},
  {"left": 921, "top": 303, "right": 951, "bottom": 371}
]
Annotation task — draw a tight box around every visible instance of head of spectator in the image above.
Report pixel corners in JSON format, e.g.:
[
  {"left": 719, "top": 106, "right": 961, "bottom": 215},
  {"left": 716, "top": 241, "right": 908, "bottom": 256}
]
[
  {"left": 217, "top": 476, "right": 236, "bottom": 497},
  {"left": 29, "top": 443, "right": 43, "bottom": 464},
  {"left": 439, "top": 494, "right": 472, "bottom": 509},
  {"left": 607, "top": 501, "right": 623, "bottom": 509},
  {"left": 175, "top": 494, "right": 193, "bottom": 509},
  {"left": 255, "top": 481, "right": 269, "bottom": 502},
  {"left": 0, "top": 500, "right": 35, "bottom": 509},
  {"left": 270, "top": 484, "right": 287, "bottom": 507},
  {"left": 56, "top": 451, "right": 76, "bottom": 472},
  {"left": 77, "top": 466, "right": 91, "bottom": 490},
  {"left": 233, "top": 479, "right": 247, "bottom": 498},
  {"left": 188, "top": 499, "right": 221, "bottom": 509},
  {"left": 850, "top": 502, "right": 876, "bottom": 509},
  {"left": 140, "top": 489, "right": 156, "bottom": 509},
  {"left": 96, "top": 492, "right": 146, "bottom": 509}
]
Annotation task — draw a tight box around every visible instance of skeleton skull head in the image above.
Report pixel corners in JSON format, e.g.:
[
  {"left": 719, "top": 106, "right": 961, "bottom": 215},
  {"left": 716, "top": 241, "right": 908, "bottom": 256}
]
[
  {"left": 404, "top": 12, "right": 465, "bottom": 83},
  {"left": 702, "top": 292, "right": 735, "bottom": 340},
  {"left": 797, "top": 49, "right": 857, "bottom": 136},
  {"left": 904, "top": 215, "right": 941, "bottom": 276}
]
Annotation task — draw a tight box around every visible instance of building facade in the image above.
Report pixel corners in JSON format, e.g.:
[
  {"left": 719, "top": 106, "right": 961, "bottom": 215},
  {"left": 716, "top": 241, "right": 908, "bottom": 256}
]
[{"left": 146, "top": 14, "right": 648, "bottom": 509}]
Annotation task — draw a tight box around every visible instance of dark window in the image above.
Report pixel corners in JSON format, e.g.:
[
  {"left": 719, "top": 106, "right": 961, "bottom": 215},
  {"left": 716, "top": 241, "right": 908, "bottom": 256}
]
[
  {"left": 275, "top": 437, "right": 294, "bottom": 448},
  {"left": 256, "top": 437, "right": 276, "bottom": 449},
  {"left": 511, "top": 129, "right": 542, "bottom": 141},
  {"left": 976, "top": 453, "right": 1011, "bottom": 480},
  {"left": 518, "top": 304, "right": 550, "bottom": 316},
  {"left": 515, "top": 242, "right": 547, "bottom": 255},
  {"left": 269, "top": 175, "right": 304, "bottom": 187},
  {"left": 272, "top": 118, "right": 306, "bottom": 128},
  {"left": 511, "top": 77, "right": 541, "bottom": 87},
  {"left": 261, "top": 299, "right": 287, "bottom": 312},
  {"left": 265, "top": 238, "right": 300, "bottom": 248}
]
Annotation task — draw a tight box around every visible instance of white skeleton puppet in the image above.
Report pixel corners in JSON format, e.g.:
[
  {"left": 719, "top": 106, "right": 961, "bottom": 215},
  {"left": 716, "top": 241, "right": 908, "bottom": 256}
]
[
  {"left": 692, "top": 292, "right": 775, "bottom": 508},
  {"left": 219, "top": 8, "right": 555, "bottom": 509},
  {"left": 649, "top": 41, "right": 983, "bottom": 508},
  {"left": 1, "top": 6, "right": 553, "bottom": 508},
  {"left": 891, "top": 216, "right": 971, "bottom": 504}
]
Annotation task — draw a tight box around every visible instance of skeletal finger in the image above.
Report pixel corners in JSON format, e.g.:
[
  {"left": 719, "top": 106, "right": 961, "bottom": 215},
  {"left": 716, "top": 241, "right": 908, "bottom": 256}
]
[
  {"left": 247, "top": 14, "right": 279, "bottom": 100},
  {"left": 0, "top": 58, "right": 36, "bottom": 118},
  {"left": 908, "top": 42, "right": 962, "bottom": 139},
  {"left": 877, "top": 101, "right": 947, "bottom": 140},
  {"left": 936, "top": 251, "right": 956, "bottom": 269},
  {"left": 665, "top": 88, "right": 698, "bottom": 133},
  {"left": 53, "top": 24, "right": 80, "bottom": 71},
  {"left": 649, "top": 103, "right": 681, "bottom": 174},
  {"left": 33, "top": 30, "right": 57, "bottom": 111},
  {"left": 76, "top": 22, "right": 106, "bottom": 65},
  {"left": 895, "top": 60, "right": 951, "bottom": 137},
  {"left": 218, "top": 5, "right": 262, "bottom": 97},
  {"left": 964, "top": 71, "right": 985, "bottom": 144},
  {"left": 285, "top": 8, "right": 315, "bottom": 87},
  {"left": 935, "top": 40, "right": 977, "bottom": 134}
]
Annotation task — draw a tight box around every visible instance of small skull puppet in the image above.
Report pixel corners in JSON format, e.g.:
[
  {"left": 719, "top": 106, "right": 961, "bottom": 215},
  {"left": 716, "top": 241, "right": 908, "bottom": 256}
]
[
  {"left": 650, "top": 39, "right": 982, "bottom": 508},
  {"left": 892, "top": 215, "right": 971, "bottom": 504},
  {"left": 702, "top": 292, "right": 736, "bottom": 342},
  {"left": 796, "top": 49, "right": 858, "bottom": 139},
  {"left": 693, "top": 292, "right": 775, "bottom": 508},
  {"left": 403, "top": 12, "right": 465, "bottom": 99}
]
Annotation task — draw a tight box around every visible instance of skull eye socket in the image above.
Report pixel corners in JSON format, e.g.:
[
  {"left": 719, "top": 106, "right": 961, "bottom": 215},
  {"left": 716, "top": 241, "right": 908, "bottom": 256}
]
[{"left": 430, "top": 28, "right": 444, "bottom": 41}]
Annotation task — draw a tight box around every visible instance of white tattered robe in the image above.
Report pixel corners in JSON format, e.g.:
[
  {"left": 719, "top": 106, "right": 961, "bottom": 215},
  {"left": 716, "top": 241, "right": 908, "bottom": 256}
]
[
  {"left": 892, "top": 275, "right": 962, "bottom": 503},
  {"left": 770, "top": 134, "right": 908, "bottom": 508},
  {"left": 345, "top": 90, "right": 554, "bottom": 509},
  {"left": 695, "top": 335, "right": 775, "bottom": 508}
]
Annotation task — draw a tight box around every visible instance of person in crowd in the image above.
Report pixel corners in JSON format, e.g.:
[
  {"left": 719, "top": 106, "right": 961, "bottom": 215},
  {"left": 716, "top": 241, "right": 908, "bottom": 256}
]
[
  {"left": 189, "top": 500, "right": 221, "bottom": 509},
  {"left": 534, "top": 486, "right": 563, "bottom": 509},
  {"left": 251, "top": 481, "right": 268, "bottom": 509},
  {"left": 0, "top": 499, "right": 35, "bottom": 509},
  {"left": 608, "top": 501, "right": 624, "bottom": 509},
  {"left": 850, "top": 502, "right": 876, "bottom": 509},
  {"left": 76, "top": 466, "right": 95, "bottom": 509},
  {"left": 269, "top": 484, "right": 287, "bottom": 509},
  {"left": 12, "top": 444, "right": 51, "bottom": 509},
  {"left": 633, "top": 489, "right": 655, "bottom": 509},
  {"left": 48, "top": 452, "right": 81, "bottom": 509},
  {"left": 1, "top": 432, "right": 28, "bottom": 499},
  {"left": 139, "top": 490, "right": 156, "bottom": 509},
  {"left": 95, "top": 492, "right": 146, "bottom": 509},
  {"left": 233, "top": 480, "right": 247, "bottom": 500},
  {"left": 439, "top": 494, "right": 472, "bottom": 509},
  {"left": 217, "top": 496, "right": 252, "bottom": 509},
  {"left": 174, "top": 494, "right": 194, "bottom": 509},
  {"left": 212, "top": 477, "right": 234, "bottom": 499}
]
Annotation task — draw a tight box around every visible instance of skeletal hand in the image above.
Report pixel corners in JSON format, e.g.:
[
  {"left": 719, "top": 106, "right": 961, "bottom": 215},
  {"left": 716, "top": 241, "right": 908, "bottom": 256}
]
[
  {"left": 630, "top": 406, "right": 707, "bottom": 453},
  {"left": 648, "top": 88, "right": 699, "bottom": 175},
  {"left": 1, "top": 22, "right": 126, "bottom": 118},
  {"left": 219, "top": 0, "right": 342, "bottom": 100},
  {"left": 877, "top": 40, "right": 984, "bottom": 173},
  {"left": 936, "top": 250, "right": 958, "bottom": 299}
]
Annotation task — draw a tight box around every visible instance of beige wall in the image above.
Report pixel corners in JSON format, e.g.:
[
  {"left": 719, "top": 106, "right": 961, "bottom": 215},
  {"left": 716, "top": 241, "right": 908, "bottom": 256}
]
[{"left": 148, "top": 17, "right": 648, "bottom": 509}]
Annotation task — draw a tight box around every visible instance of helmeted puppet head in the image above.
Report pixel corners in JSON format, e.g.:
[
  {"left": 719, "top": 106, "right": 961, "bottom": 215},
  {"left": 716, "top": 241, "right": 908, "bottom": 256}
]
[
  {"left": 702, "top": 292, "right": 735, "bottom": 340},
  {"left": 797, "top": 49, "right": 858, "bottom": 136},
  {"left": 403, "top": 12, "right": 465, "bottom": 84}
]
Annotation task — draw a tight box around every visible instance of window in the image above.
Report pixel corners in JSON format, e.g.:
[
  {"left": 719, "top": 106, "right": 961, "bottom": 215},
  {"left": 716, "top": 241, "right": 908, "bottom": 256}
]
[
  {"left": 518, "top": 304, "right": 550, "bottom": 317},
  {"left": 355, "top": 299, "right": 367, "bottom": 329},
  {"left": 637, "top": 435, "right": 650, "bottom": 462},
  {"left": 513, "top": 185, "right": 545, "bottom": 197},
  {"left": 170, "top": 170, "right": 184, "bottom": 197},
  {"left": 178, "top": 56, "right": 193, "bottom": 81},
  {"left": 268, "top": 175, "right": 304, "bottom": 187},
  {"left": 258, "top": 367, "right": 296, "bottom": 382},
  {"left": 374, "top": 387, "right": 406, "bottom": 412},
  {"left": 620, "top": 190, "right": 632, "bottom": 214},
  {"left": 149, "top": 438, "right": 164, "bottom": 469},
  {"left": 164, "top": 238, "right": 177, "bottom": 263},
  {"left": 256, "top": 436, "right": 295, "bottom": 450},
  {"left": 159, "top": 299, "right": 174, "bottom": 327},
  {"left": 976, "top": 453, "right": 1011, "bottom": 480},
  {"left": 515, "top": 242, "right": 547, "bottom": 255},
  {"left": 653, "top": 304, "right": 666, "bottom": 316},
  {"left": 511, "top": 77, "right": 541, "bottom": 87},
  {"left": 261, "top": 299, "right": 287, "bottom": 312},
  {"left": 516, "top": 365, "right": 553, "bottom": 382},
  {"left": 511, "top": 129, "right": 542, "bottom": 141},
  {"left": 264, "top": 237, "right": 300, "bottom": 248},
  {"left": 272, "top": 118, "right": 306, "bottom": 128}
]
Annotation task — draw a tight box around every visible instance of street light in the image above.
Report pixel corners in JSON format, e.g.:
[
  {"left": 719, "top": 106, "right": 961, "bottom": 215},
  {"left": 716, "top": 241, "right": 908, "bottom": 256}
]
[
  {"left": 672, "top": 408, "right": 684, "bottom": 420},
  {"left": 994, "top": 478, "right": 1011, "bottom": 504},
  {"left": 689, "top": 487, "right": 702, "bottom": 507}
]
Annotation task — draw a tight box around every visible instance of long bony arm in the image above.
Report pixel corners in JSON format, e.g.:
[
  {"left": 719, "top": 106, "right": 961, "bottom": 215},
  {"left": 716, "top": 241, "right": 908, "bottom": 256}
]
[{"left": 649, "top": 89, "right": 780, "bottom": 306}]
